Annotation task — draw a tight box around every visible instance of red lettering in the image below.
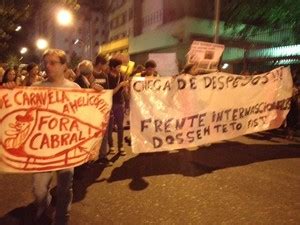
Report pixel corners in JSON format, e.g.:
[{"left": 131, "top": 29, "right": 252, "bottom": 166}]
[
  {"left": 38, "top": 116, "right": 51, "bottom": 130},
  {"left": 70, "top": 120, "right": 79, "bottom": 131},
  {"left": 48, "top": 118, "right": 58, "bottom": 129},
  {"left": 69, "top": 133, "right": 78, "bottom": 144},
  {"left": 61, "top": 133, "right": 70, "bottom": 146},
  {"left": 51, "top": 134, "right": 60, "bottom": 148},
  {"left": 40, "top": 134, "right": 50, "bottom": 149},
  {"left": 29, "top": 133, "right": 42, "bottom": 150},
  {"left": 0, "top": 94, "right": 12, "bottom": 108},
  {"left": 14, "top": 91, "right": 23, "bottom": 105},
  {"left": 60, "top": 118, "right": 69, "bottom": 131}
]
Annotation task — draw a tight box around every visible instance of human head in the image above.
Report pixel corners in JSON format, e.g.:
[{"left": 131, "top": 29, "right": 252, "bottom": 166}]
[
  {"left": 78, "top": 60, "right": 93, "bottom": 76},
  {"left": 42, "top": 48, "right": 67, "bottom": 81},
  {"left": 144, "top": 60, "right": 157, "bottom": 76},
  {"left": 94, "top": 54, "right": 108, "bottom": 73},
  {"left": 108, "top": 58, "right": 122, "bottom": 73},
  {"left": 27, "top": 63, "right": 39, "bottom": 76},
  {"left": 95, "top": 54, "right": 107, "bottom": 67},
  {"left": 135, "top": 64, "right": 144, "bottom": 73},
  {"left": 2, "top": 68, "right": 16, "bottom": 83}
]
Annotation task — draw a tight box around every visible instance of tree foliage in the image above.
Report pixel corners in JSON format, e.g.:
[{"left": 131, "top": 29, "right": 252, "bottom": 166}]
[
  {"left": 222, "top": 0, "right": 300, "bottom": 40},
  {"left": 0, "top": 1, "right": 31, "bottom": 55},
  {"left": 0, "top": 0, "right": 79, "bottom": 61}
]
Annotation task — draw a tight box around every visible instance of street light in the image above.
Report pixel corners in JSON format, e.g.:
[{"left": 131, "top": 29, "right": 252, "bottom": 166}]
[
  {"left": 20, "top": 47, "right": 28, "bottom": 54},
  {"left": 56, "top": 9, "right": 73, "bottom": 26},
  {"left": 36, "top": 38, "right": 49, "bottom": 50},
  {"left": 221, "top": 63, "right": 229, "bottom": 69},
  {"left": 15, "top": 25, "right": 22, "bottom": 32}
]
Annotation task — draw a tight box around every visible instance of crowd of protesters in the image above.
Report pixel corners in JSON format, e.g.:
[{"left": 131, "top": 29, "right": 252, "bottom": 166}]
[{"left": 1, "top": 49, "right": 299, "bottom": 225}]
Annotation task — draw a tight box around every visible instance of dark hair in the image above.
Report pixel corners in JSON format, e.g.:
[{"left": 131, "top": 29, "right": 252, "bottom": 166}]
[
  {"left": 95, "top": 54, "right": 107, "bottom": 66},
  {"left": 2, "top": 68, "right": 16, "bottom": 83},
  {"left": 108, "top": 58, "right": 122, "bottom": 69},
  {"left": 27, "top": 63, "right": 38, "bottom": 73},
  {"left": 144, "top": 60, "right": 157, "bottom": 69}
]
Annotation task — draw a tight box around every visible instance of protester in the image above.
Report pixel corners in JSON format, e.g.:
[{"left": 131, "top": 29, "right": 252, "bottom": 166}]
[
  {"left": 107, "top": 58, "right": 129, "bottom": 155},
  {"left": 93, "top": 54, "right": 112, "bottom": 165},
  {"left": 3, "top": 49, "right": 81, "bottom": 225},
  {"left": 1, "top": 68, "right": 17, "bottom": 85},
  {"left": 74, "top": 60, "right": 96, "bottom": 88},
  {"left": 141, "top": 59, "right": 158, "bottom": 77},
  {"left": 22, "top": 63, "right": 39, "bottom": 86},
  {"left": 74, "top": 59, "right": 111, "bottom": 167}
]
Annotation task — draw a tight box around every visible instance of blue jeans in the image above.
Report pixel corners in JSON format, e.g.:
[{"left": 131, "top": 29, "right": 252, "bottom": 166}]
[
  {"left": 32, "top": 168, "right": 74, "bottom": 225},
  {"left": 108, "top": 104, "right": 124, "bottom": 150}
]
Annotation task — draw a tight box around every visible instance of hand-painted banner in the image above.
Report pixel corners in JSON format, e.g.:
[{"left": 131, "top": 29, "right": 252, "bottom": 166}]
[
  {"left": 0, "top": 87, "right": 112, "bottom": 173},
  {"left": 130, "top": 67, "right": 293, "bottom": 153}
]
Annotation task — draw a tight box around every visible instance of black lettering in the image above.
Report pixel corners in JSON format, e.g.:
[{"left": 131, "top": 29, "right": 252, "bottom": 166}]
[
  {"left": 154, "top": 119, "right": 163, "bottom": 132},
  {"left": 204, "top": 77, "right": 212, "bottom": 88},
  {"left": 177, "top": 79, "right": 186, "bottom": 89},
  {"left": 141, "top": 118, "right": 152, "bottom": 132},
  {"left": 153, "top": 137, "right": 163, "bottom": 148},
  {"left": 190, "top": 77, "right": 197, "bottom": 89},
  {"left": 175, "top": 133, "right": 184, "bottom": 144},
  {"left": 166, "top": 135, "right": 175, "bottom": 145},
  {"left": 187, "top": 131, "right": 195, "bottom": 143}
]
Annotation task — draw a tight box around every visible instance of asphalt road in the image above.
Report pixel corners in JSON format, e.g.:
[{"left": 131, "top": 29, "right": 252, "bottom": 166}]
[{"left": 0, "top": 129, "right": 299, "bottom": 225}]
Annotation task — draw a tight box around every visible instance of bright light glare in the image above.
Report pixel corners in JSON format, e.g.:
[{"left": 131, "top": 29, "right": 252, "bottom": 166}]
[
  {"left": 15, "top": 26, "right": 22, "bottom": 31},
  {"left": 36, "top": 38, "right": 48, "bottom": 50},
  {"left": 57, "top": 9, "right": 73, "bottom": 26},
  {"left": 222, "top": 63, "right": 229, "bottom": 69},
  {"left": 20, "top": 47, "right": 28, "bottom": 54}
]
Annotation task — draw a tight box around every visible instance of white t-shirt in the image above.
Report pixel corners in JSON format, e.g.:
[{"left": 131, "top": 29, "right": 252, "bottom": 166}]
[{"left": 32, "top": 78, "right": 81, "bottom": 88}]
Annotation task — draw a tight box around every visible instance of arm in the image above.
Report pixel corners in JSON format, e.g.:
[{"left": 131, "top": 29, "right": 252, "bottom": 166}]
[
  {"left": 113, "top": 80, "right": 128, "bottom": 94},
  {"left": 2, "top": 81, "right": 17, "bottom": 89}
]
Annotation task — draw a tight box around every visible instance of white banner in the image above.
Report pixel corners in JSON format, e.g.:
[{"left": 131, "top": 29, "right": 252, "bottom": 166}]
[
  {"left": 130, "top": 67, "right": 293, "bottom": 153},
  {"left": 0, "top": 87, "right": 112, "bottom": 173}
]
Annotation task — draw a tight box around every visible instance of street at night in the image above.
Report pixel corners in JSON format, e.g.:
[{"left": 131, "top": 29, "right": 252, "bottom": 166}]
[
  {"left": 1, "top": 1, "right": 300, "bottom": 225},
  {"left": 0, "top": 130, "right": 299, "bottom": 225}
]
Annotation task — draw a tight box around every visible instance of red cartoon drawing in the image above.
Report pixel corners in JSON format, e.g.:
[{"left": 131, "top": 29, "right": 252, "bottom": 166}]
[{"left": 4, "top": 109, "right": 34, "bottom": 155}]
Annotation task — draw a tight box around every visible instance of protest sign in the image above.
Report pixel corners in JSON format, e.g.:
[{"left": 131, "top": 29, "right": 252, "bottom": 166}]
[
  {"left": 130, "top": 67, "right": 293, "bottom": 153},
  {"left": 187, "top": 41, "right": 225, "bottom": 70},
  {"left": 0, "top": 87, "right": 112, "bottom": 172}
]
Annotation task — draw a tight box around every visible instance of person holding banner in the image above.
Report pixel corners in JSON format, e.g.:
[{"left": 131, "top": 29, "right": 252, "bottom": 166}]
[
  {"left": 141, "top": 60, "right": 158, "bottom": 77},
  {"left": 107, "top": 58, "right": 129, "bottom": 156},
  {"left": 74, "top": 59, "right": 112, "bottom": 166},
  {"left": 32, "top": 49, "right": 84, "bottom": 225},
  {"left": 3, "top": 49, "right": 82, "bottom": 225},
  {"left": 93, "top": 54, "right": 113, "bottom": 165}
]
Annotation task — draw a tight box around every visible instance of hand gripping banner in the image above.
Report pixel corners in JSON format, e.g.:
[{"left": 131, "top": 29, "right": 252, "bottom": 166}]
[
  {"left": 130, "top": 67, "right": 293, "bottom": 153},
  {"left": 0, "top": 87, "right": 112, "bottom": 172}
]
